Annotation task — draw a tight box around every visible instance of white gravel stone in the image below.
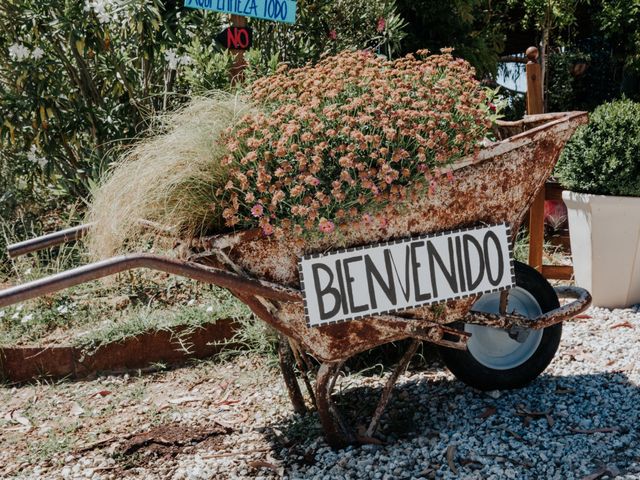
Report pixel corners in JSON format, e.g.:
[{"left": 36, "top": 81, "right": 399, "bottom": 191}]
[{"left": 6, "top": 305, "right": 640, "bottom": 480}]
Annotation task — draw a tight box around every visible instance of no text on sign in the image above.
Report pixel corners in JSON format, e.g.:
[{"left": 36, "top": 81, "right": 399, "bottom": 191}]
[
  {"left": 216, "top": 26, "right": 253, "bottom": 49},
  {"left": 299, "top": 223, "right": 516, "bottom": 328},
  {"left": 184, "top": 0, "right": 297, "bottom": 24}
]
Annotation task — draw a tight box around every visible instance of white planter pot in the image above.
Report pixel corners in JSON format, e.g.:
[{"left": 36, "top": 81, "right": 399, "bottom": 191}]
[{"left": 562, "top": 191, "right": 640, "bottom": 308}]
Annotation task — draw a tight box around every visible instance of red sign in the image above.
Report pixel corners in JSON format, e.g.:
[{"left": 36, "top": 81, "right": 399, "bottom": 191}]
[{"left": 216, "top": 26, "right": 253, "bottom": 50}]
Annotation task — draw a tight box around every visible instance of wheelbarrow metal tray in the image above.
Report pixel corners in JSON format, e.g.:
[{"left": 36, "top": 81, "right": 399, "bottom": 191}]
[{"left": 211, "top": 111, "right": 589, "bottom": 361}]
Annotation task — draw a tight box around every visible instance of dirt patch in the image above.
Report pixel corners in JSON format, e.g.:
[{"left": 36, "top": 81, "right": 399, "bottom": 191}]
[
  {"left": 119, "top": 421, "right": 232, "bottom": 460},
  {"left": 0, "top": 354, "right": 281, "bottom": 479}
]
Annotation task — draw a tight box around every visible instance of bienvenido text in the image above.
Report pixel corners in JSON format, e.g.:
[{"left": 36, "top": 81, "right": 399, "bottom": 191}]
[{"left": 301, "top": 226, "right": 513, "bottom": 326}]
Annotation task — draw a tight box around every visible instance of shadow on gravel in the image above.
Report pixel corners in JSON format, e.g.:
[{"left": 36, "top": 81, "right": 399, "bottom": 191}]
[{"left": 261, "top": 368, "right": 640, "bottom": 479}]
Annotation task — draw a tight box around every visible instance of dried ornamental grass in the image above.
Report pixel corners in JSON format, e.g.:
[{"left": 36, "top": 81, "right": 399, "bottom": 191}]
[
  {"left": 86, "top": 94, "right": 253, "bottom": 259},
  {"left": 219, "top": 49, "right": 493, "bottom": 238}
]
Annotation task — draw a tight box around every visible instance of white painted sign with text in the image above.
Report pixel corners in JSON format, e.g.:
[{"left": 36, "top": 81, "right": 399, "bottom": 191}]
[{"left": 299, "top": 223, "right": 515, "bottom": 327}]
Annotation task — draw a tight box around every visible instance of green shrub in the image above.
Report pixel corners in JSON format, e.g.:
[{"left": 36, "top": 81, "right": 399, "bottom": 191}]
[
  {"left": 0, "top": 1, "right": 229, "bottom": 200},
  {"left": 555, "top": 99, "right": 640, "bottom": 196}
]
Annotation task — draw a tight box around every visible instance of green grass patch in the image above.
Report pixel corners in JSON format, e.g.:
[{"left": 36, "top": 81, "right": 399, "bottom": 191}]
[
  {"left": 73, "top": 286, "right": 251, "bottom": 353},
  {"left": 0, "top": 267, "right": 254, "bottom": 350}
]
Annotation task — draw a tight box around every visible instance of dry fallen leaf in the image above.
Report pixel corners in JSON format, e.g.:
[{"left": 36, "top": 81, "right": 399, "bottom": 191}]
[
  {"left": 446, "top": 445, "right": 458, "bottom": 474},
  {"left": 70, "top": 402, "right": 85, "bottom": 417},
  {"left": 516, "top": 404, "right": 551, "bottom": 425},
  {"left": 248, "top": 460, "right": 284, "bottom": 477},
  {"left": 580, "top": 464, "right": 620, "bottom": 480},
  {"left": 505, "top": 429, "right": 526, "bottom": 442},
  {"left": 569, "top": 427, "right": 620, "bottom": 434},
  {"left": 10, "top": 410, "right": 32, "bottom": 429},
  {"left": 478, "top": 406, "right": 497, "bottom": 419},
  {"left": 555, "top": 386, "right": 576, "bottom": 394},
  {"left": 546, "top": 413, "right": 555, "bottom": 428},
  {"left": 168, "top": 396, "right": 204, "bottom": 405},
  {"left": 90, "top": 390, "right": 112, "bottom": 398},
  {"left": 611, "top": 321, "right": 634, "bottom": 329}
]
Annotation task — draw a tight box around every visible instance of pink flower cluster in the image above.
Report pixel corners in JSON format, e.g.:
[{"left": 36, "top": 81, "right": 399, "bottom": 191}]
[{"left": 220, "top": 50, "right": 491, "bottom": 237}]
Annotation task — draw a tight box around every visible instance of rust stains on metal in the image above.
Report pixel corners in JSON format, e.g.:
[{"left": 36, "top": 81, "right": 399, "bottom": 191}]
[
  {"left": 315, "top": 362, "right": 355, "bottom": 449},
  {"left": 219, "top": 112, "right": 588, "bottom": 361},
  {"left": 366, "top": 339, "right": 421, "bottom": 437},
  {"left": 463, "top": 286, "right": 592, "bottom": 330}
]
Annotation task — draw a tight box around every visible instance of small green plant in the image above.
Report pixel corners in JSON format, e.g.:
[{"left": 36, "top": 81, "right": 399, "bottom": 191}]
[
  {"left": 555, "top": 99, "right": 640, "bottom": 197},
  {"left": 218, "top": 317, "right": 280, "bottom": 364},
  {"left": 27, "top": 429, "right": 74, "bottom": 463},
  {"left": 512, "top": 228, "right": 566, "bottom": 266}
]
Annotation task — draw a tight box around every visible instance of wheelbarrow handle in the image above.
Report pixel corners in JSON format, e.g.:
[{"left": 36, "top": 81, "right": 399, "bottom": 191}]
[
  {"left": 7, "top": 220, "right": 179, "bottom": 258},
  {"left": 463, "top": 286, "right": 592, "bottom": 330},
  {"left": 0, "top": 253, "right": 301, "bottom": 308},
  {"left": 7, "top": 223, "right": 94, "bottom": 258}
]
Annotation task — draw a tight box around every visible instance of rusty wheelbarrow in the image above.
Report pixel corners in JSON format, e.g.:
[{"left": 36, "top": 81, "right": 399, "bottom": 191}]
[{"left": 0, "top": 111, "right": 592, "bottom": 448}]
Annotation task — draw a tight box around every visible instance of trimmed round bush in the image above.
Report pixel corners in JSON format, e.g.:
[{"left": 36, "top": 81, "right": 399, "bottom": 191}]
[{"left": 555, "top": 99, "right": 640, "bottom": 197}]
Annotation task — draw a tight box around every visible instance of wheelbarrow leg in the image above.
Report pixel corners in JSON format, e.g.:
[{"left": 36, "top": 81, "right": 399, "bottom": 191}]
[
  {"left": 316, "top": 362, "right": 357, "bottom": 449},
  {"left": 277, "top": 333, "right": 307, "bottom": 415},
  {"left": 288, "top": 339, "right": 317, "bottom": 408},
  {"left": 366, "top": 339, "right": 421, "bottom": 437}
]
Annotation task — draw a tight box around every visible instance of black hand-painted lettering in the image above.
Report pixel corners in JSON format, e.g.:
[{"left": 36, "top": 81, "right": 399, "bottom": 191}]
[
  {"left": 343, "top": 256, "right": 368, "bottom": 313},
  {"left": 483, "top": 231, "right": 504, "bottom": 286},
  {"left": 410, "top": 241, "right": 431, "bottom": 302},
  {"left": 428, "top": 238, "right": 458, "bottom": 297},
  {"left": 389, "top": 246, "right": 412, "bottom": 302},
  {"left": 312, "top": 263, "right": 341, "bottom": 320},
  {"left": 463, "top": 234, "right": 485, "bottom": 290},
  {"left": 335, "top": 259, "right": 349, "bottom": 314},
  {"left": 364, "top": 251, "right": 397, "bottom": 309},
  {"left": 455, "top": 235, "right": 467, "bottom": 292}
]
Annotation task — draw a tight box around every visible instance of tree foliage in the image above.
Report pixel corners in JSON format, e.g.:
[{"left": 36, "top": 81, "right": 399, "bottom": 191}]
[
  {"left": 252, "top": 0, "right": 406, "bottom": 66},
  {"left": 597, "top": 0, "right": 640, "bottom": 74},
  {"left": 0, "top": 0, "right": 227, "bottom": 199},
  {"left": 395, "top": 0, "right": 507, "bottom": 77}
]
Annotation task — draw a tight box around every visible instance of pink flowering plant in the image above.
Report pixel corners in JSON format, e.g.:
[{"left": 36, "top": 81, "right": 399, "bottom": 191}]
[{"left": 220, "top": 50, "right": 495, "bottom": 238}]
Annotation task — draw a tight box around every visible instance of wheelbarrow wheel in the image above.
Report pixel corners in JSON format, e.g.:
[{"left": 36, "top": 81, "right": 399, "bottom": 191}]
[{"left": 438, "top": 261, "right": 561, "bottom": 391}]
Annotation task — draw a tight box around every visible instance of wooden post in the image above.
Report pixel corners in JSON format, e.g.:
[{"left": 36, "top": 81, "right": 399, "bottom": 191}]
[
  {"left": 525, "top": 47, "right": 575, "bottom": 280},
  {"left": 526, "top": 46, "right": 545, "bottom": 272},
  {"left": 229, "top": 15, "right": 247, "bottom": 84}
]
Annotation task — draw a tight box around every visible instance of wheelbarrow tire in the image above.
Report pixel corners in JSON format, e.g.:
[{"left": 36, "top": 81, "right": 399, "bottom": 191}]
[{"left": 437, "top": 261, "right": 561, "bottom": 391}]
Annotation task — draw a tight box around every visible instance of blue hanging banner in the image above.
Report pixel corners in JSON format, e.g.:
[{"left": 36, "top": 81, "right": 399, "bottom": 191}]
[{"left": 184, "top": 0, "right": 297, "bottom": 24}]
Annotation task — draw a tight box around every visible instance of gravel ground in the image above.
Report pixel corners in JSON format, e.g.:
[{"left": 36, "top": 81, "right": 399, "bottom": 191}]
[{"left": 1, "top": 305, "right": 639, "bottom": 480}]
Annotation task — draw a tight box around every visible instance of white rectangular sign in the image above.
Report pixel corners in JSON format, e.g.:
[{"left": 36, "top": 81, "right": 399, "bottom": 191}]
[{"left": 299, "top": 223, "right": 515, "bottom": 327}]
